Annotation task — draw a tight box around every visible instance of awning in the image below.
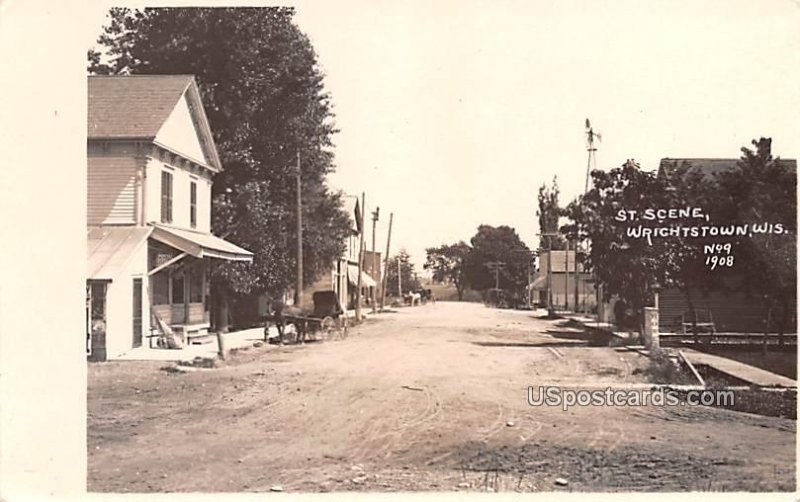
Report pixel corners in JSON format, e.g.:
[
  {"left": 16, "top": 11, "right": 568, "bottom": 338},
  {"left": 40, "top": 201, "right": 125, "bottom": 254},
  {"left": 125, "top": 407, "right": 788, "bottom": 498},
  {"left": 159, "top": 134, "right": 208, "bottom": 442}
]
[
  {"left": 347, "top": 264, "right": 377, "bottom": 287},
  {"left": 150, "top": 223, "right": 253, "bottom": 262},
  {"left": 528, "top": 274, "right": 547, "bottom": 290},
  {"left": 88, "top": 226, "right": 152, "bottom": 280}
]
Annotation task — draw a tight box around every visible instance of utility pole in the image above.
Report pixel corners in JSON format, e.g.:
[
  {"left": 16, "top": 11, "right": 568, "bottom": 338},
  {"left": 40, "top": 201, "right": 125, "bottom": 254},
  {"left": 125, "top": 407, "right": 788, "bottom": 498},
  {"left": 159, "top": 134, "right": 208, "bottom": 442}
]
[
  {"left": 574, "top": 238, "right": 580, "bottom": 312},
  {"left": 380, "top": 212, "right": 393, "bottom": 310},
  {"left": 527, "top": 253, "right": 533, "bottom": 309},
  {"left": 564, "top": 240, "right": 570, "bottom": 311},
  {"left": 538, "top": 232, "right": 559, "bottom": 316},
  {"left": 294, "top": 150, "right": 303, "bottom": 307},
  {"left": 547, "top": 236, "right": 553, "bottom": 315},
  {"left": 355, "top": 192, "right": 366, "bottom": 321},
  {"left": 397, "top": 256, "right": 402, "bottom": 297},
  {"left": 371, "top": 207, "right": 380, "bottom": 314},
  {"left": 485, "top": 261, "right": 506, "bottom": 305}
]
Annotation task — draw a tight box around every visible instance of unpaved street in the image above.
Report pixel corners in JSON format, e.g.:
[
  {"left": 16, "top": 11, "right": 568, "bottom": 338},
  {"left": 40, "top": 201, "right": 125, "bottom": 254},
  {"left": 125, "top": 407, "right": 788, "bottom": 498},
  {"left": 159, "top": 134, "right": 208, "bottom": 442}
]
[{"left": 88, "top": 302, "right": 795, "bottom": 492}]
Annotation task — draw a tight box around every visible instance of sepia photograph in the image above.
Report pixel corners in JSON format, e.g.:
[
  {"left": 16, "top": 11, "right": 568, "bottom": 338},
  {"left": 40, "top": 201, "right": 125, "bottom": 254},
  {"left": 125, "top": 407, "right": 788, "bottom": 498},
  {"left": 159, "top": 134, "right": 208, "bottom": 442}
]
[{"left": 12, "top": 0, "right": 797, "bottom": 497}]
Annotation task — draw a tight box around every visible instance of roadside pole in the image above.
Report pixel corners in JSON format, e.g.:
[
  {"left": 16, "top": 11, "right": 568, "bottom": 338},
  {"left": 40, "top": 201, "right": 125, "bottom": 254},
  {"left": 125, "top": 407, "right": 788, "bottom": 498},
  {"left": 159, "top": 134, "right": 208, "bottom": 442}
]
[
  {"left": 380, "top": 213, "right": 393, "bottom": 310},
  {"left": 547, "top": 235, "right": 553, "bottom": 316},
  {"left": 397, "top": 256, "right": 402, "bottom": 297},
  {"left": 574, "top": 239, "right": 580, "bottom": 312},
  {"left": 355, "top": 192, "right": 365, "bottom": 321},
  {"left": 294, "top": 150, "right": 303, "bottom": 307},
  {"left": 564, "top": 240, "right": 570, "bottom": 311},
  {"left": 371, "top": 207, "right": 380, "bottom": 314},
  {"left": 527, "top": 254, "right": 532, "bottom": 309}
]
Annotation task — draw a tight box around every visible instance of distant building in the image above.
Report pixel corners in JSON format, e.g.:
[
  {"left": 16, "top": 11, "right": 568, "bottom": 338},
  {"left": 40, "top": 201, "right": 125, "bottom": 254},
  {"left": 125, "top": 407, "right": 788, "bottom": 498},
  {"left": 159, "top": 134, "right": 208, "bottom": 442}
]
[
  {"left": 86, "top": 75, "right": 253, "bottom": 360},
  {"left": 529, "top": 250, "right": 596, "bottom": 311},
  {"left": 296, "top": 197, "right": 377, "bottom": 312}
]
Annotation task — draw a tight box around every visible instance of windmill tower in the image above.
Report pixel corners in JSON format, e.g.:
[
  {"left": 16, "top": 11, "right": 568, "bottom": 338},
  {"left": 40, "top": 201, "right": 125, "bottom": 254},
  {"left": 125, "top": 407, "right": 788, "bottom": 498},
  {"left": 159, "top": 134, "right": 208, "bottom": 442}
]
[
  {"left": 584, "top": 118, "right": 601, "bottom": 193},
  {"left": 577, "top": 118, "right": 601, "bottom": 312}
]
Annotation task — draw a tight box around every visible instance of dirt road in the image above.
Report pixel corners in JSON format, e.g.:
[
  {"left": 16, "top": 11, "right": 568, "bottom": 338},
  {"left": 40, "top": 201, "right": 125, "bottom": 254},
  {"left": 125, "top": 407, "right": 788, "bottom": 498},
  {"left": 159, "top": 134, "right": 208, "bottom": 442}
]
[{"left": 88, "top": 302, "right": 795, "bottom": 492}]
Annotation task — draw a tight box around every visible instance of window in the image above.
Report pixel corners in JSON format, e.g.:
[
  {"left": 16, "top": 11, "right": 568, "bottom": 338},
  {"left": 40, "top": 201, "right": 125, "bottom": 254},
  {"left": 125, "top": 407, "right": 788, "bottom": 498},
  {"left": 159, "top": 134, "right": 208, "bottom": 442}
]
[
  {"left": 189, "top": 181, "right": 197, "bottom": 228},
  {"left": 161, "top": 171, "right": 173, "bottom": 223},
  {"left": 188, "top": 262, "right": 204, "bottom": 303},
  {"left": 171, "top": 270, "right": 185, "bottom": 304},
  {"left": 152, "top": 271, "right": 170, "bottom": 305}
]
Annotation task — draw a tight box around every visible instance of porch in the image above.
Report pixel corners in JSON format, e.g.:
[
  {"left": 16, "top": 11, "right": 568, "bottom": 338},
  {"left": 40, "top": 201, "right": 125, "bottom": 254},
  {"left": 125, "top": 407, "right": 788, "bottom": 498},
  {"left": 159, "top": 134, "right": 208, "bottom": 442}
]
[{"left": 147, "top": 223, "right": 253, "bottom": 344}]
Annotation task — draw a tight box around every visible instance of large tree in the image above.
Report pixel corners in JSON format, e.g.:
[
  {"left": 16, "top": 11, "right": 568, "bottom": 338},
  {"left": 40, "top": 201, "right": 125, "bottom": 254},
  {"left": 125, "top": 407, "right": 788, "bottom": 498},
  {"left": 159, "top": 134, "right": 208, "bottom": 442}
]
[
  {"left": 464, "top": 225, "right": 532, "bottom": 301},
  {"left": 713, "top": 138, "right": 797, "bottom": 338},
  {"left": 536, "top": 176, "right": 567, "bottom": 251},
  {"left": 385, "top": 250, "right": 419, "bottom": 297},
  {"left": 424, "top": 241, "right": 471, "bottom": 301},
  {"left": 565, "top": 140, "right": 796, "bottom": 335},
  {"left": 563, "top": 160, "right": 675, "bottom": 330},
  {"left": 89, "top": 8, "right": 352, "bottom": 326}
]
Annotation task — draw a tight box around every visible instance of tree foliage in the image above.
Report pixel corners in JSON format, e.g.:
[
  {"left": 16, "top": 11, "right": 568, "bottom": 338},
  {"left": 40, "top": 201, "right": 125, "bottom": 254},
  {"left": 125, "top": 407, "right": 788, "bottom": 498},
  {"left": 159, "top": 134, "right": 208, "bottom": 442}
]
[
  {"left": 464, "top": 225, "right": 532, "bottom": 298},
  {"left": 385, "top": 250, "right": 419, "bottom": 296},
  {"left": 536, "top": 176, "right": 566, "bottom": 250},
  {"left": 424, "top": 241, "right": 471, "bottom": 301},
  {"left": 89, "top": 7, "right": 351, "bottom": 303},
  {"left": 564, "top": 139, "right": 796, "bottom": 334},
  {"left": 713, "top": 138, "right": 797, "bottom": 334}
]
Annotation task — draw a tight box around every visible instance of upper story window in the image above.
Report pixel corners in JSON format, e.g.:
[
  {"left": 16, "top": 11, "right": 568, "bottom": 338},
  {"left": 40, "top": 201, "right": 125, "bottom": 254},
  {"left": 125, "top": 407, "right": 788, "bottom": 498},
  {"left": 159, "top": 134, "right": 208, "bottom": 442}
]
[
  {"left": 189, "top": 181, "right": 197, "bottom": 228},
  {"left": 161, "top": 171, "right": 173, "bottom": 223}
]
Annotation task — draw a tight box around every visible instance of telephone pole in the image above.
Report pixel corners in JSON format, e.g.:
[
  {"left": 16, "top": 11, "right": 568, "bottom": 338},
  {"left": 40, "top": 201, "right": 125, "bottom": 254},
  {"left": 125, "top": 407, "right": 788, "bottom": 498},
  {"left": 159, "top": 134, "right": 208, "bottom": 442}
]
[
  {"left": 371, "top": 207, "right": 380, "bottom": 314},
  {"left": 397, "top": 256, "right": 402, "bottom": 297},
  {"left": 564, "top": 240, "right": 570, "bottom": 311},
  {"left": 355, "top": 192, "right": 366, "bottom": 321},
  {"left": 294, "top": 150, "right": 303, "bottom": 306},
  {"left": 538, "top": 232, "right": 559, "bottom": 317},
  {"left": 380, "top": 213, "right": 393, "bottom": 310},
  {"left": 485, "top": 261, "right": 506, "bottom": 305},
  {"left": 574, "top": 238, "right": 580, "bottom": 312}
]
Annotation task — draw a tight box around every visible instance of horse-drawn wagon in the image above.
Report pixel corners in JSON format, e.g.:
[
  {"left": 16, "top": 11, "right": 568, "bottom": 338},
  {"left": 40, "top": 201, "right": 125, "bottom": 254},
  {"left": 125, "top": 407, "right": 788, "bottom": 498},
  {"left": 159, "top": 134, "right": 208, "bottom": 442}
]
[{"left": 263, "top": 290, "right": 347, "bottom": 344}]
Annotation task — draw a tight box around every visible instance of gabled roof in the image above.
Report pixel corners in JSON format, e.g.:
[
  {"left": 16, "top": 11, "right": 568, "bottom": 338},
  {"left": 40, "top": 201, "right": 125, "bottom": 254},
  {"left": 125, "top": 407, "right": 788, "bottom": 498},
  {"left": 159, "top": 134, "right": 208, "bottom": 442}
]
[
  {"left": 88, "top": 75, "right": 222, "bottom": 171},
  {"left": 88, "top": 75, "right": 193, "bottom": 138},
  {"left": 659, "top": 158, "right": 797, "bottom": 180}
]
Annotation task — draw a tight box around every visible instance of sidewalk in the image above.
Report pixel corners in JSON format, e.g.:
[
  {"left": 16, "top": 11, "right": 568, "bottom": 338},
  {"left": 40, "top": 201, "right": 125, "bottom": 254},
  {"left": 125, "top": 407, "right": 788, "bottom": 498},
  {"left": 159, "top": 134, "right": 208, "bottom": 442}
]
[
  {"left": 681, "top": 348, "right": 797, "bottom": 388},
  {"left": 115, "top": 310, "right": 382, "bottom": 363},
  {"left": 116, "top": 326, "right": 274, "bottom": 363}
]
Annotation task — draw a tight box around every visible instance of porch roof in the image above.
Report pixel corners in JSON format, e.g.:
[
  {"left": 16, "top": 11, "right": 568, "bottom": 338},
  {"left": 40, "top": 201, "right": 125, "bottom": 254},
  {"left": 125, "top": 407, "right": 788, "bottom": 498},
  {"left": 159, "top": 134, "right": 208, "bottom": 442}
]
[
  {"left": 150, "top": 223, "right": 253, "bottom": 262},
  {"left": 88, "top": 226, "right": 152, "bottom": 280},
  {"left": 528, "top": 274, "right": 547, "bottom": 290},
  {"left": 347, "top": 264, "right": 377, "bottom": 288}
]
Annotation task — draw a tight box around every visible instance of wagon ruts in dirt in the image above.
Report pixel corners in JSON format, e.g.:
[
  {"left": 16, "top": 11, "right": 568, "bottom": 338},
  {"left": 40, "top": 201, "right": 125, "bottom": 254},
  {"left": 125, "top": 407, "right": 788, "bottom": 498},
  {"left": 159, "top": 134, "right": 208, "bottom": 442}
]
[{"left": 262, "top": 290, "right": 347, "bottom": 344}]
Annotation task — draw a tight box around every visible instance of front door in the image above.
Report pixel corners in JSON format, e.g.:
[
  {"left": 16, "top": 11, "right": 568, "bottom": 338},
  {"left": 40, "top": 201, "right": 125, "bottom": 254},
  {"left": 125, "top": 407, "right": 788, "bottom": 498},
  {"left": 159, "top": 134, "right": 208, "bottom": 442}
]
[
  {"left": 132, "top": 278, "right": 143, "bottom": 347},
  {"left": 88, "top": 281, "right": 108, "bottom": 361}
]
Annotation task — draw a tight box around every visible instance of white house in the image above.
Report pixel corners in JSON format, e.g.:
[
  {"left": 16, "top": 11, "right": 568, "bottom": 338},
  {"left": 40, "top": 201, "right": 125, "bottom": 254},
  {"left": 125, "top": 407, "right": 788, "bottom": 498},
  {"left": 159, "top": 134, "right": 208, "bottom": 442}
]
[{"left": 87, "top": 75, "right": 253, "bottom": 360}]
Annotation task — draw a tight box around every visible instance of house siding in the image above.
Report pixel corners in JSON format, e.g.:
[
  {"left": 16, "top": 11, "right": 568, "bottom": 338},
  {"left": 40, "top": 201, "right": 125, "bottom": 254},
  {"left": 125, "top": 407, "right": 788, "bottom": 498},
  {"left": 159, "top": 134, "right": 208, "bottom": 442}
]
[
  {"left": 659, "top": 288, "right": 797, "bottom": 333},
  {"left": 145, "top": 156, "right": 212, "bottom": 232},
  {"left": 103, "top": 235, "right": 150, "bottom": 358},
  {"left": 87, "top": 154, "right": 140, "bottom": 225},
  {"left": 154, "top": 93, "right": 209, "bottom": 165},
  {"left": 537, "top": 272, "right": 596, "bottom": 310}
]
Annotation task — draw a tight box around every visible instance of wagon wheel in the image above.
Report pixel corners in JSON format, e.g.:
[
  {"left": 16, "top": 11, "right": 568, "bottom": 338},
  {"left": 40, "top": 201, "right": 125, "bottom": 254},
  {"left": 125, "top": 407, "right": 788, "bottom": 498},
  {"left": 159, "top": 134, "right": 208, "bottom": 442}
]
[{"left": 320, "top": 316, "right": 336, "bottom": 341}]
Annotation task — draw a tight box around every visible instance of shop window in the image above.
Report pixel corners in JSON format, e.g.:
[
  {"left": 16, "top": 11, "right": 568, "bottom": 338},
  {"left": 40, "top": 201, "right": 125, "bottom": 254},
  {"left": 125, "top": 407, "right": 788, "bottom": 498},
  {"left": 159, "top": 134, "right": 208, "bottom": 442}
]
[
  {"left": 152, "top": 271, "right": 170, "bottom": 305},
  {"left": 172, "top": 270, "right": 185, "bottom": 304},
  {"left": 189, "top": 263, "right": 204, "bottom": 303}
]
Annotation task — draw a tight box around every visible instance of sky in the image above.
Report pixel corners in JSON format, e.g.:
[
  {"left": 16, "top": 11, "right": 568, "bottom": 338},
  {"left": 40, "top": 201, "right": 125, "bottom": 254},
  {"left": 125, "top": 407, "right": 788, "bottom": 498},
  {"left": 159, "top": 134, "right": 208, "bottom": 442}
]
[{"left": 85, "top": 0, "right": 800, "bottom": 269}]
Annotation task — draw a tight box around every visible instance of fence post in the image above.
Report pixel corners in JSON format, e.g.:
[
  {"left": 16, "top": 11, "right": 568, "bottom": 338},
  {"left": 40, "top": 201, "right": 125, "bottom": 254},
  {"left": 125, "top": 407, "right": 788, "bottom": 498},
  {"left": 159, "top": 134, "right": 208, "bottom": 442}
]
[{"left": 643, "top": 307, "right": 660, "bottom": 350}]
